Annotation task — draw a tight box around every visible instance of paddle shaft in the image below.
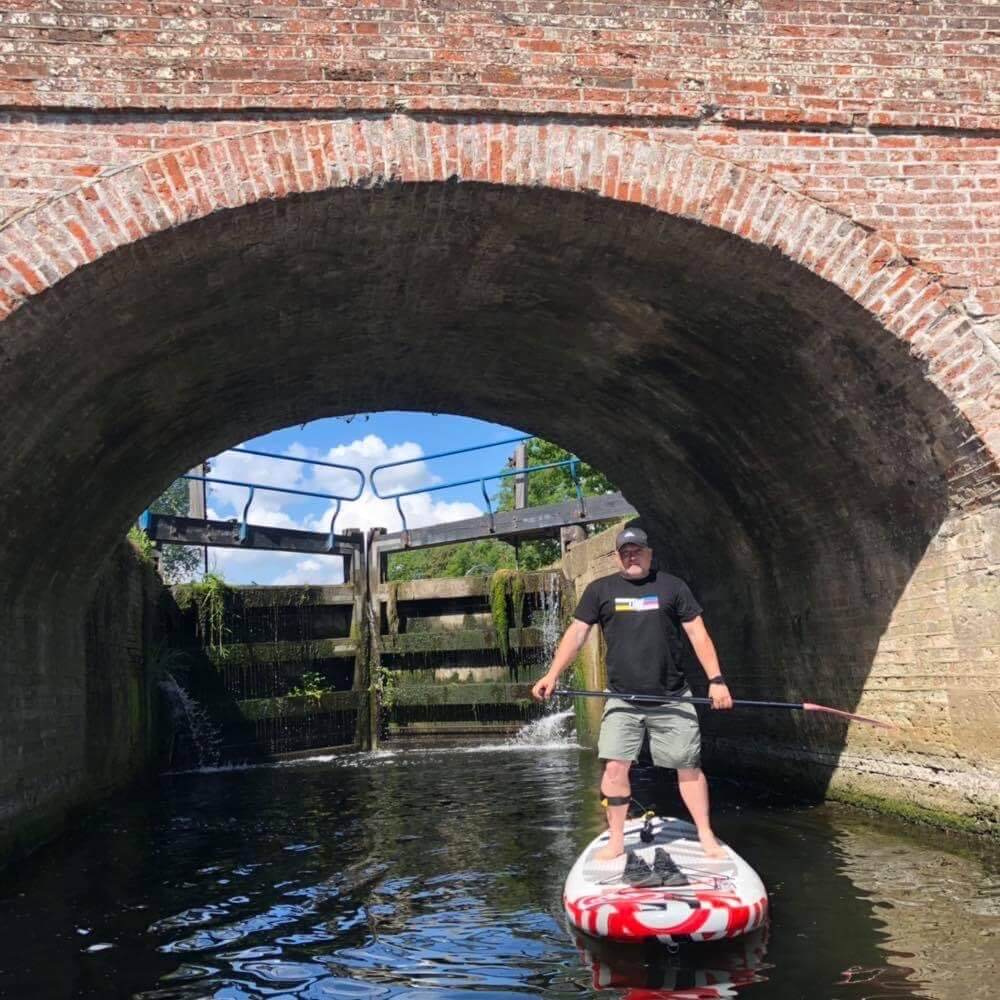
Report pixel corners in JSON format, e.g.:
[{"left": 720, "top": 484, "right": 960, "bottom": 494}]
[
  {"left": 553, "top": 687, "right": 894, "bottom": 727},
  {"left": 555, "top": 687, "right": 802, "bottom": 711}
]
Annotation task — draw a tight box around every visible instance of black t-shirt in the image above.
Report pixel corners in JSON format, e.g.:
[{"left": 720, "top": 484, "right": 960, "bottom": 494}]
[{"left": 573, "top": 569, "right": 703, "bottom": 695}]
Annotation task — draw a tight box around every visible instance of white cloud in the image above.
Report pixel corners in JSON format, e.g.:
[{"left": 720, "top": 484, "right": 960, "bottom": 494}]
[
  {"left": 288, "top": 434, "right": 482, "bottom": 536},
  {"left": 299, "top": 435, "right": 435, "bottom": 497},
  {"left": 272, "top": 557, "right": 345, "bottom": 586},
  {"left": 206, "top": 547, "right": 346, "bottom": 587},
  {"left": 199, "top": 434, "right": 481, "bottom": 585},
  {"left": 205, "top": 503, "right": 299, "bottom": 531},
  {"left": 206, "top": 449, "right": 306, "bottom": 519},
  {"left": 305, "top": 492, "right": 482, "bottom": 536}
]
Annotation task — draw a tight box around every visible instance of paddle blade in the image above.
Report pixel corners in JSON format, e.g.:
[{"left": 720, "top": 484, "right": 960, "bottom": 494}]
[{"left": 803, "top": 703, "right": 896, "bottom": 729}]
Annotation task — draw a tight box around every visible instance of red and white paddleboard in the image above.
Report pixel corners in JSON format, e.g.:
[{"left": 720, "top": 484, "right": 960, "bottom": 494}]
[{"left": 564, "top": 816, "right": 768, "bottom": 943}]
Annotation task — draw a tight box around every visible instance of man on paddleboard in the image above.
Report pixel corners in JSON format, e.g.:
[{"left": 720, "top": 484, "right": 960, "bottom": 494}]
[{"left": 532, "top": 524, "right": 733, "bottom": 861}]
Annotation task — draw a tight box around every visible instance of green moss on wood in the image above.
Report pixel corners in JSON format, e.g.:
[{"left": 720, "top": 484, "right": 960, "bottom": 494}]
[
  {"left": 372, "top": 653, "right": 398, "bottom": 710},
  {"left": 287, "top": 670, "right": 332, "bottom": 699},
  {"left": 490, "top": 569, "right": 514, "bottom": 661},
  {"left": 379, "top": 628, "right": 542, "bottom": 655},
  {"left": 511, "top": 572, "right": 526, "bottom": 630},
  {"left": 391, "top": 682, "right": 535, "bottom": 707},
  {"left": 826, "top": 785, "right": 998, "bottom": 838},
  {"left": 205, "top": 637, "right": 356, "bottom": 666},
  {"left": 349, "top": 617, "right": 363, "bottom": 645},
  {"left": 234, "top": 585, "right": 321, "bottom": 609},
  {"left": 238, "top": 690, "right": 361, "bottom": 721},
  {"left": 386, "top": 581, "right": 400, "bottom": 635}
]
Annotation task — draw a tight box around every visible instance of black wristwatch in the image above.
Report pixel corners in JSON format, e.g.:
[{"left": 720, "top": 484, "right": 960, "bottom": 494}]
[{"left": 707, "top": 675, "right": 726, "bottom": 685}]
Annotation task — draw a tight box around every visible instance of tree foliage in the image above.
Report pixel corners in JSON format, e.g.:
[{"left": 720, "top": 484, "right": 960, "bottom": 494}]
[
  {"left": 387, "top": 538, "right": 515, "bottom": 581},
  {"left": 495, "top": 439, "right": 616, "bottom": 570},
  {"left": 148, "top": 478, "right": 203, "bottom": 583},
  {"left": 386, "top": 439, "right": 617, "bottom": 579},
  {"left": 496, "top": 438, "right": 615, "bottom": 511}
]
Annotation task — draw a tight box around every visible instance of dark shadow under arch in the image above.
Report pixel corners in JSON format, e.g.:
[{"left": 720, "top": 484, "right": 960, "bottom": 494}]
[{"left": 0, "top": 181, "right": 991, "bottom": 821}]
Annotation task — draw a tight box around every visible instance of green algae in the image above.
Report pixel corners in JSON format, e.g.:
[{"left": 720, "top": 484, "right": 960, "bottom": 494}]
[{"left": 826, "top": 785, "right": 998, "bottom": 838}]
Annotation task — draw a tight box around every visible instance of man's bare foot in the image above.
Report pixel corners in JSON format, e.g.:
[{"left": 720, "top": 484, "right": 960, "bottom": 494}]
[
  {"left": 593, "top": 843, "right": 625, "bottom": 861},
  {"left": 698, "top": 833, "right": 727, "bottom": 859}
]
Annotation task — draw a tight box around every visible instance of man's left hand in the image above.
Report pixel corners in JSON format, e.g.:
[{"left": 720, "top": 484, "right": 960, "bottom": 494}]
[{"left": 709, "top": 683, "right": 733, "bottom": 710}]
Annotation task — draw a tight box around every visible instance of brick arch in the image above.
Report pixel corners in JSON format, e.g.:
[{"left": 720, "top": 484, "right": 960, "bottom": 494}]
[{"left": 0, "top": 116, "right": 996, "bottom": 464}]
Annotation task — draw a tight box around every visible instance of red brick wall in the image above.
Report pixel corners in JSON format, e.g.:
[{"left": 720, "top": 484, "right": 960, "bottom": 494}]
[
  {"left": 1, "top": 114, "right": 996, "bottom": 309},
  {"left": 0, "top": 1, "right": 995, "bottom": 123},
  {"left": 1, "top": 2, "right": 997, "bottom": 845},
  {"left": 0, "top": 2, "right": 997, "bottom": 316}
]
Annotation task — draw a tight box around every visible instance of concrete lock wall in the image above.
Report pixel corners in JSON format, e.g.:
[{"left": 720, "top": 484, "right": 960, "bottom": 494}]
[
  {"left": 564, "top": 520, "right": 1000, "bottom": 832},
  {"left": 0, "top": 1, "right": 998, "bottom": 854},
  {"left": 0, "top": 539, "right": 162, "bottom": 864}
]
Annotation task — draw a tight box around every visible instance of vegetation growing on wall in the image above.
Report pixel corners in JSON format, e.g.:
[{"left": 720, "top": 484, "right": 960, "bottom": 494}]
[
  {"left": 490, "top": 569, "right": 515, "bottom": 661},
  {"left": 374, "top": 659, "right": 398, "bottom": 710},
  {"left": 127, "top": 525, "right": 157, "bottom": 566},
  {"left": 174, "top": 573, "right": 230, "bottom": 656},
  {"left": 288, "top": 670, "right": 332, "bottom": 700},
  {"left": 511, "top": 572, "right": 526, "bottom": 630},
  {"left": 489, "top": 569, "right": 535, "bottom": 661},
  {"left": 124, "top": 479, "right": 206, "bottom": 583}
]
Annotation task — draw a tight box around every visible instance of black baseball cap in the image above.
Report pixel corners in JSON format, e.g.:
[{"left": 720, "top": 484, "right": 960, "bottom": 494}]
[{"left": 615, "top": 526, "right": 650, "bottom": 550}]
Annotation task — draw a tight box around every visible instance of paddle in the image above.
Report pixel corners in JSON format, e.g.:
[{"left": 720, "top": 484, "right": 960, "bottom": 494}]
[{"left": 554, "top": 687, "right": 895, "bottom": 728}]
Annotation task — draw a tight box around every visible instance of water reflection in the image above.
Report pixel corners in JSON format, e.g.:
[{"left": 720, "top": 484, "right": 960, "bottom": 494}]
[
  {"left": 575, "top": 927, "right": 769, "bottom": 998},
  {"left": 827, "top": 814, "right": 1000, "bottom": 998},
  {"left": 0, "top": 741, "right": 996, "bottom": 999}
]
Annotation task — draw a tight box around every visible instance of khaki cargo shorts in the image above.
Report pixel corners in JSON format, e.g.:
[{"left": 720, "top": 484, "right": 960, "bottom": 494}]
[{"left": 598, "top": 690, "right": 702, "bottom": 769}]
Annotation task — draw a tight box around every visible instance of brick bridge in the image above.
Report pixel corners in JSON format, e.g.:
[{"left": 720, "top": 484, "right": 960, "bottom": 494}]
[{"left": 0, "top": 2, "right": 997, "bottom": 856}]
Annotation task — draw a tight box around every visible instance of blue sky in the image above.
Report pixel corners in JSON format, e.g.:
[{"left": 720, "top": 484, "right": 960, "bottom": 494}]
[{"left": 189, "top": 411, "right": 533, "bottom": 585}]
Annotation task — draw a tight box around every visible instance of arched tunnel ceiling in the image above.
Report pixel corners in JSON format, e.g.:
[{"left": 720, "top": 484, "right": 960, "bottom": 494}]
[{"left": 0, "top": 182, "right": 987, "bottom": 604}]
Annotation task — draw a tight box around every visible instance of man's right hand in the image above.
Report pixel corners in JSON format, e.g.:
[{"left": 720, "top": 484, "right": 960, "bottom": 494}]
[{"left": 532, "top": 672, "right": 559, "bottom": 701}]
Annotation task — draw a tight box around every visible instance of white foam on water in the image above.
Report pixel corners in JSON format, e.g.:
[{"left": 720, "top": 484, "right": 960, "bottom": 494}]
[
  {"left": 396, "top": 736, "right": 580, "bottom": 756},
  {"left": 165, "top": 750, "right": 399, "bottom": 776},
  {"left": 389, "top": 707, "right": 579, "bottom": 755},
  {"left": 505, "top": 707, "right": 577, "bottom": 747},
  {"left": 164, "top": 712, "right": 580, "bottom": 775},
  {"left": 166, "top": 730, "right": 580, "bottom": 773}
]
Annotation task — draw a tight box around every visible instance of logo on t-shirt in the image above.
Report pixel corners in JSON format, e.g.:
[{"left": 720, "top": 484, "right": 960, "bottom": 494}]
[{"left": 614, "top": 595, "right": 660, "bottom": 612}]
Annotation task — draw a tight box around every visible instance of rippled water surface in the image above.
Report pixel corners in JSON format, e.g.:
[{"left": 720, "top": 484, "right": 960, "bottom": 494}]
[{"left": 1, "top": 728, "right": 997, "bottom": 999}]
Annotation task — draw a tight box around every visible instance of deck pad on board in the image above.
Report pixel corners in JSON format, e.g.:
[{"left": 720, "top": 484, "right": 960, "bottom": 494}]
[{"left": 564, "top": 817, "right": 768, "bottom": 943}]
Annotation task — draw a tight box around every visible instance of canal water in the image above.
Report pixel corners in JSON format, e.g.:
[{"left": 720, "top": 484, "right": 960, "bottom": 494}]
[{"left": 1, "top": 722, "right": 998, "bottom": 999}]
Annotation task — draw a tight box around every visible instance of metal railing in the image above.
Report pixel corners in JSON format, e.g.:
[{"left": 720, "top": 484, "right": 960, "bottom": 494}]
[
  {"left": 141, "top": 437, "right": 590, "bottom": 550},
  {"left": 369, "top": 434, "right": 584, "bottom": 537},
  {"left": 140, "top": 446, "right": 365, "bottom": 551}
]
